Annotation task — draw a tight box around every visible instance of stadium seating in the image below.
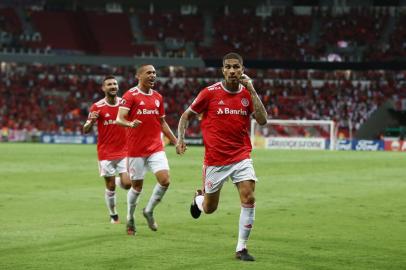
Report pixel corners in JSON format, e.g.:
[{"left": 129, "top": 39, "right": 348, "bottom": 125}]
[{"left": 2, "top": 5, "right": 406, "bottom": 61}]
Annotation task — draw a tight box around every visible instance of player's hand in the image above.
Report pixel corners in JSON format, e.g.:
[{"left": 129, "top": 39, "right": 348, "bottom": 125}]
[
  {"left": 239, "top": 74, "right": 253, "bottom": 88},
  {"left": 129, "top": 119, "right": 142, "bottom": 128},
  {"left": 89, "top": 111, "right": 100, "bottom": 122},
  {"left": 176, "top": 140, "right": 187, "bottom": 155}
]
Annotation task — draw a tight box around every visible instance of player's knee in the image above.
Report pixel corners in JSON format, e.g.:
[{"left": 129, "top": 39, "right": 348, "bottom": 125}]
[
  {"left": 160, "top": 179, "right": 170, "bottom": 188},
  {"left": 132, "top": 181, "right": 143, "bottom": 192},
  {"left": 159, "top": 181, "right": 171, "bottom": 188},
  {"left": 123, "top": 183, "right": 132, "bottom": 190},
  {"left": 241, "top": 194, "right": 255, "bottom": 205},
  {"left": 157, "top": 175, "right": 170, "bottom": 187},
  {"left": 106, "top": 182, "right": 115, "bottom": 191}
]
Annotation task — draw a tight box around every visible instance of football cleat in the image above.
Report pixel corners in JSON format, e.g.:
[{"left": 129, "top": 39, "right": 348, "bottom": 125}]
[
  {"left": 110, "top": 214, "right": 120, "bottom": 224},
  {"left": 142, "top": 208, "right": 158, "bottom": 231},
  {"left": 235, "top": 249, "right": 255, "bottom": 261},
  {"left": 126, "top": 219, "right": 136, "bottom": 236},
  {"left": 190, "top": 189, "right": 203, "bottom": 219}
]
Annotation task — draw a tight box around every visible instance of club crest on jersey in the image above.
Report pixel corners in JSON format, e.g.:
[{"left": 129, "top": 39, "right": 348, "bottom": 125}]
[
  {"left": 155, "top": 100, "right": 160, "bottom": 107},
  {"left": 241, "top": 98, "right": 249, "bottom": 107},
  {"left": 120, "top": 99, "right": 126, "bottom": 105}
]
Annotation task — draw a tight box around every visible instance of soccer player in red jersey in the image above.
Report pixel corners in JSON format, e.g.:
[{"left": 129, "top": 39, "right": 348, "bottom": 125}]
[
  {"left": 116, "top": 64, "right": 177, "bottom": 235},
  {"left": 83, "top": 75, "right": 131, "bottom": 224},
  {"left": 176, "top": 53, "right": 268, "bottom": 261}
]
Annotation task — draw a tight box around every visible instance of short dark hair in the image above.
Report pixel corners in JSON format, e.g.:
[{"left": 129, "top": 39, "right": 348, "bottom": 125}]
[
  {"left": 136, "top": 64, "right": 152, "bottom": 76},
  {"left": 102, "top": 75, "right": 116, "bottom": 84},
  {"left": 223, "top": 52, "right": 243, "bottom": 65}
]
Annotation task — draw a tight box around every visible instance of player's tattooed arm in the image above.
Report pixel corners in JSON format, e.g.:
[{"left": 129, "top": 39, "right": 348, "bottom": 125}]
[
  {"left": 176, "top": 109, "right": 196, "bottom": 155},
  {"left": 83, "top": 110, "right": 99, "bottom": 133},
  {"left": 160, "top": 117, "right": 177, "bottom": 145},
  {"left": 240, "top": 74, "right": 268, "bottom": 126}
]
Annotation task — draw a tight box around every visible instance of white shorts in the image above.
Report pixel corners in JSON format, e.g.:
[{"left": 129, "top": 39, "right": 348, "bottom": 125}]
[
  {"left": 98, "top": 158, "right": 128, "bottom": 177},
  {"left": 203, "top": 159, "right": 258, "bottom": 194},
  {"left": 128, "top": 151, "right": 169, "bottom": 180}
]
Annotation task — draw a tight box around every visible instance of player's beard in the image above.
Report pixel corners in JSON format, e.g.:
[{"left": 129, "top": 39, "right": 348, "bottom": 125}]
[
  {"left": 224, "top": 76, "right": 240, "bottom": 91},
  {"left": 107, "top": 89, "right": 118, "bottom": 98}
]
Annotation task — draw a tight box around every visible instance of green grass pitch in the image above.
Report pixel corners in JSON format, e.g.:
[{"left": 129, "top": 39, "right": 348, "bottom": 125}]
[{"left": 0, "top": 143, "right": 405, "bottom": 270}]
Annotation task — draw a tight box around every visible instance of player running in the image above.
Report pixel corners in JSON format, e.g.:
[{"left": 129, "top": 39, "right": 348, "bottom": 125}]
[
  {"left": 176, "top": 53, "right": 268, "bottom": 261},
  {"left": 116, "top": 64, "right": 177, "bottom": 235},
  {"left": 83, "top": 75, "right": 131, "bottom": 224}
]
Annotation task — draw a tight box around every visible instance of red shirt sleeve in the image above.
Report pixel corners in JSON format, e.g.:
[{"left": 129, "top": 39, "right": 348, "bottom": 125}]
[
  {"left": 120, "top": 90, "right": 134, "bottom": 110},
  {"left": 159, "top": 94, "right": 165, "bottom": 117},
  {"left": 190, "top": 88, "right": 209, "bottom": 114}
]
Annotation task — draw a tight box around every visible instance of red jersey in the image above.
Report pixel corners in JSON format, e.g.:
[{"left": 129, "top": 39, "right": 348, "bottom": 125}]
[
  {"left": 120, "top": 87, "right": 165, "bottom": 157},
  {"left": 89, "top": 97, "right": 127, "bottom": 161},
  {"left": 190, "top": 82, "right": 254, "bottom": 166}
]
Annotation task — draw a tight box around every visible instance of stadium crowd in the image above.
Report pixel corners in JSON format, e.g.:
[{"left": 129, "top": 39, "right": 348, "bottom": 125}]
[
  {"left": 1, "top": 5, "right": 406, "bottom": 61},
  {"left": 1, "top": 63, "right": 405, "bottom": 139}
]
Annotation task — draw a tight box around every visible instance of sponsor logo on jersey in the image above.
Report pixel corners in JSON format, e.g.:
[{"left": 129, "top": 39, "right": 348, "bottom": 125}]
[
  {"left": 103, "top": 119, "right": 116, "bottom": 125},
  {"left": 216, "top": 107, "right": 248, "bottom": 116},
  {"left": 241, "top": 98, "right": 249, "bottom": 107},
  {"left": 218, "top": 100, "right": 225, "bottom": 105},
  {"left": 139, "top": 101, "right": 145, "bottom": 106},
  {"left": 105, "top": 113, "right": 110, "bottom": 117},
  {"left": 137, "top": 108, "right": 159, "bottom": 115},
  {"left": 155, "top": 100, "right": 160, "bottom": 107}
]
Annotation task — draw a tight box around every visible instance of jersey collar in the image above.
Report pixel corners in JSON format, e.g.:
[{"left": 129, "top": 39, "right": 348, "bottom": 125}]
[
  {"left": 136, "top": 86, "right": 153, "bottom": 96},
  {"left": 220, "top": 82, "right": 243, "bottom": 94},
  {"left": 104, "top": 97, "right": 120, "bottom": 107}
]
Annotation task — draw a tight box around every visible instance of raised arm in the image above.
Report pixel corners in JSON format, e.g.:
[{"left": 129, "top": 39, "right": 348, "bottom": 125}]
[
  {"left": 240, "top": 74, "right": 268, "bottom": 126},
  {"left": 116, "top": 107, "right": 142, "bottom": 128},
  {"left": 176, "top": 108, "right": 197, "bottom": 155},
  {"left": 83, "top": 110, "right": 99, "bottom": 134},
  {"left": 160, "top": 117, "right": 177, "bottom": 145}
]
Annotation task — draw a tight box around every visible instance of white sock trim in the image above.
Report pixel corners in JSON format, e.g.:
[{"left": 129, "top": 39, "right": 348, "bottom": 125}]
[{"left": 195, "top": 195, "right": 204, "bottom": 212}]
